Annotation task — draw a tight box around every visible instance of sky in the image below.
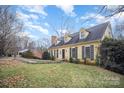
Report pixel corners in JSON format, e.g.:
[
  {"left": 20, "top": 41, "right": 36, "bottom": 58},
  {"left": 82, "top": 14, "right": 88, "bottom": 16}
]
[{"left": 10, "top": 5, "right": 124, "bottom": 40}]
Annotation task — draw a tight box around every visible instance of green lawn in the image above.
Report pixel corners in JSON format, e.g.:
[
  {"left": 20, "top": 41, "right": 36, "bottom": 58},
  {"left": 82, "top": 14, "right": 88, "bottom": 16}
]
[{"left": 0, "top": 60, "right": 124, "bottom": 88}]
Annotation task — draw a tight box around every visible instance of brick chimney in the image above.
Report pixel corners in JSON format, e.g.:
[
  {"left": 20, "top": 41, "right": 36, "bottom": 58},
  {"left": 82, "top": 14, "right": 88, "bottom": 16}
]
[{"left": 51, "top": 36, "right": 57, "bottom": 45}]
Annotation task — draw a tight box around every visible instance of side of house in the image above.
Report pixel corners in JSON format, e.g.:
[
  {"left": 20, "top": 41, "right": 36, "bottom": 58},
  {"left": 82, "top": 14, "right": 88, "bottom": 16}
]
[{"left": 48, "top": 22, "right": 113, "bottom": 64}]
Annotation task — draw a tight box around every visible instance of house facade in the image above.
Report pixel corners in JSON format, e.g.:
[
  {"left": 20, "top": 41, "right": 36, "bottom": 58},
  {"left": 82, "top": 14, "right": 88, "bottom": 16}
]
[{"left": 48, "top": 22, "right": 113, "bottom": 64}]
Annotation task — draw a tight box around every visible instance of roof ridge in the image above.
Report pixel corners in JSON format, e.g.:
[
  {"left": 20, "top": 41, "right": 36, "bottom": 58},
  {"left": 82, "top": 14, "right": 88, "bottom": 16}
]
[{"left": 86, "top": 21, "right": 110, "bottom": 31}]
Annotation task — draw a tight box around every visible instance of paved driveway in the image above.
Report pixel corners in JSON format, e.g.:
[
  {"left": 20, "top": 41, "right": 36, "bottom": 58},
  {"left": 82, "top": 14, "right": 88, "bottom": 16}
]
[{"left": 16, "top": 57, "right": 39, "bottom": 63}]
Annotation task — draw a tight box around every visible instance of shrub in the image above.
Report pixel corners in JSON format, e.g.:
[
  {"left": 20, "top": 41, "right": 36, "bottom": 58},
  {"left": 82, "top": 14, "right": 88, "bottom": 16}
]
[
  {"left": 50, "top": 55, "right": 55, "bottom": 60},
  {"left": 100, "top": 38, "right": 124, "bottom": 74},
  {"left": 69, "top": 58, "right": 80, "bottom": 64},
  {"left": 69, "top": 57, "right": 73, "bottom": 63},
  {"left": 42, "top": 51, "right": 50, "bottom": 60},
  {"left": 74, "top": 59, "right": 80, "bottom": 64},
  {"left": 95, "top": 55, "right": 101, "bottom": 66},
  {"left": 21, "top": 50, "right": 34, "bottom": 58},
  {"left": 7, "top": 54, "right": 12, "bottom": 57}
]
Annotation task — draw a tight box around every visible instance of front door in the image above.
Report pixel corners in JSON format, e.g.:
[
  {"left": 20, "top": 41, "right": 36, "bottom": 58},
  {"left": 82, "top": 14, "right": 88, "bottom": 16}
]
[{"left": 62, "top": 49, "right": 65, "bottom": 59}]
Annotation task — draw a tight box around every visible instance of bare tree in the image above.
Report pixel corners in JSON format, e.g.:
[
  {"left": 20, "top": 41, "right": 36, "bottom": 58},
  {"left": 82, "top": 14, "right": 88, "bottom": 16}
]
[
  {"left": 37, "top": 38, "right": 50, "bottom": 52},
  {"left": 115, "top": 21, "right": 124, "bottom": 39},
  {"left": 50, "top": 15, "right": 75, "bottom": 37},
  {"left": 104, "top": 5, "right": 124, "bottom": 17},
  {"left": 28, "top": 40, "right": 36, "bottom": 50},
  {"left": 0, "top": 6, "right": 23, "bottom": 56},
  {"left": 18, "top": 36, "right": 30, "bottom": 49}
]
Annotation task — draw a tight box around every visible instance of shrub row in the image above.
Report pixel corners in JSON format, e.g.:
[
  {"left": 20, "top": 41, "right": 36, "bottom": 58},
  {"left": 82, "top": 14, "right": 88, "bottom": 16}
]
[
  {"left": 42, "top": 51, "right": 55, "bottom": 60},
  {"left": 21, "top": 50, "right": 34, "bottom": 59}
]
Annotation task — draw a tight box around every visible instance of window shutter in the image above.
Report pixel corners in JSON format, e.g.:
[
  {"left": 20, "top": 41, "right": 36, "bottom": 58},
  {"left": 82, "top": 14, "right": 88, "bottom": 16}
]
[
  {"left": 82, "top": 46, "right": 84, "bottom": 59},
  {"left": 54, "top": 50, "right": 55, "bottom": 57},
  {"left": 75, "top": 47, "right": 78, "bottom": 59},
  {"left": 57, "top": 50, "right": 58, "bottom": 58},
  {"left": 90, "top": 45, "right": 94, "bottom": 60},
  {"left": 70, "top": 48, "right": 71, "bottom": 58}
]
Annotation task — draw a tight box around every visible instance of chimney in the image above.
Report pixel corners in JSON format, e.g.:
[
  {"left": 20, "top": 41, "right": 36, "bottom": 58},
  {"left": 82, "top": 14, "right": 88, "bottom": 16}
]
[{"left": 51, "top": 36, "right": 57, "bottom": 45}]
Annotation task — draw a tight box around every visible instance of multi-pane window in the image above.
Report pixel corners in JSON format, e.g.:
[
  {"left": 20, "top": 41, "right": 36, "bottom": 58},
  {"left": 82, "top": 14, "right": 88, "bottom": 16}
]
[
  {"left": 82, "top": 46, "right": 84, "bottom": 59},
  {"left": 51, "top": 50, "right": 53, "bottom": 56},
  {"left": 85, "top": 47, "right": 90, "bottom": 58},
  {"left": 71, "top": 47, "right": 78, "bottom": 59},
  {"left": 82, "top": 45, "right": 94, "bottom": 60},
  {"left": 90, "top": 45, "right": 94, "bottom": 60},
  {"left": 54, "top": 50, "right": 55, "bottom": 57}
]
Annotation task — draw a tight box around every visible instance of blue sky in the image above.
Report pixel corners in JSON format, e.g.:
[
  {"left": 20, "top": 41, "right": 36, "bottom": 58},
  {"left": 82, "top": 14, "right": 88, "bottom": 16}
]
[{"left": 11, "top": 5, "right": 124, "bottom": 40}]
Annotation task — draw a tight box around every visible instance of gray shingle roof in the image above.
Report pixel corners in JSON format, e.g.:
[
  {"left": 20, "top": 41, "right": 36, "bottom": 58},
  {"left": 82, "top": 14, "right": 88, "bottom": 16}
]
[{"left": 49, "top": 21, "right": 110, "bottom": 48}]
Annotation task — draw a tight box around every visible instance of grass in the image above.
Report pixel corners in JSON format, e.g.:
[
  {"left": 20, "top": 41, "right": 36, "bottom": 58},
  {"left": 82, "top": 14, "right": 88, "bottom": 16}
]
[{"left": 0, "top": 60, "right": 124, "bottom": 88}]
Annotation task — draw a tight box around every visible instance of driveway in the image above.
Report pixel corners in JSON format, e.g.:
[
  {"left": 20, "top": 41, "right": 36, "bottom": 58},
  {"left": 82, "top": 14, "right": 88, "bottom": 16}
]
[{"left": 16, "top": 57, "right": 38, "bottom": 64}]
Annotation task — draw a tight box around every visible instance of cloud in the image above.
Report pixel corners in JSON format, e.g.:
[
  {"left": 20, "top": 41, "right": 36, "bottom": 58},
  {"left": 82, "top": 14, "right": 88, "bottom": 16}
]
[
  {"left": 18, "top": 32, "right": 37, "bottom": 39},
  {"left": 16, "top": 12, "right": 30, "bottom": 21},
  {"left": 80, "top": 12, "right": 123, "bottom": 25},
  {"left": 30, "top": 14, "right": 39, "bottom": 20},
  {"left": 44, "top": 22, "right": 49, "bottom": 27},
  {"left": 56, "top": 5, "right": 76, "bottom": 17},
  {"left": 16, "top": 12, "right": 39, "bottom": 21},
  {"left": 80, "top": 13, "right": 107, "bottom": 26},
  {"left": 26, "top": 24, "right": 49, "bottom": 35},
  {"left": 16, "top": 6, "right": 49, "bottom": 38},
  {"left": 80, "top": 13, "right": 106, "bottom": 22},
  {"left": 21, "top": 5, "right": 47, "bottom": 16}
]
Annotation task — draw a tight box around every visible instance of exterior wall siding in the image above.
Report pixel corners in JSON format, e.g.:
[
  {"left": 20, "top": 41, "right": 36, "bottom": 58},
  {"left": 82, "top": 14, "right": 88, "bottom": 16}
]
[{"left": 49, "top": 41, "right": 101, "bottom": 63}]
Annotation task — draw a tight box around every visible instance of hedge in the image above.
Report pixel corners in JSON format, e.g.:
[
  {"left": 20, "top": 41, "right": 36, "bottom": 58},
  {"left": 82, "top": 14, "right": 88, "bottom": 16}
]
[{"left": 100, "top": 38, "right": 124, "bottom": 74}]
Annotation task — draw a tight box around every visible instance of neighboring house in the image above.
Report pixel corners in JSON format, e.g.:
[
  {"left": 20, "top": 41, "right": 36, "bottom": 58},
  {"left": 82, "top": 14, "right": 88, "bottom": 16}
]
[
  {"left": 31, "top": 49, "right": 42, "bottom": 59},
  {"left": 18, "top": 49, "right": 42, "bottom": 59},
  {"left": 18, "top": 49, "right": 29, "bottom": 54},
  {"left": 48, "top": 22, "right": 113, "bottom": 63}
]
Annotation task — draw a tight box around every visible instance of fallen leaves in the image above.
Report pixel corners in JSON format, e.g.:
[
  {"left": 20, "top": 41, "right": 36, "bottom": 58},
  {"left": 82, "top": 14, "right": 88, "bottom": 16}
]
[
  {"left": 0, "top": 75, "right": 27, "bottom": 87},
  {"left": 0, "top": 60, "right": 22, "bottom": 68}
]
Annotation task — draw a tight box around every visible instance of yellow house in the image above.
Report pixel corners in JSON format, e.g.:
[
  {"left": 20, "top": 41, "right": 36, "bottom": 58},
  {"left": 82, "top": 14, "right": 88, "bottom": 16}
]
[{"left": 48, "top": 22, "right": 113, "bottom": 64}]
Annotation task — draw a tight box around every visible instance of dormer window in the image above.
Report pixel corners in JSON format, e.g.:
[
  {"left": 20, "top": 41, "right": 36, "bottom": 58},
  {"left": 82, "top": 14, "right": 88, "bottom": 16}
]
[
  {"left": 79, "top": 28, "right": 89, "bottom": 39},
  {"left": 64, "top": 34, "right": 72, "bottom": 43},
  {"left": 56, "top": 40, "right": 60, "bottom": 45}
]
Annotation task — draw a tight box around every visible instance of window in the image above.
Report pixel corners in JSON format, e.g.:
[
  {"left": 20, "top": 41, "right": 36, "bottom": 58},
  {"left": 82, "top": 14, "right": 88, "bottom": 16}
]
[
  {"left": 54, "top": 50, "right": 55, "bottom": 57},
  {"left": 79, "top": 30, "right": 89, "bottom": 40},
  {"left": 90, "top": 45, "right": 94, "bottom": 60},
  {"left": 80, "top": 32, "right": 85, "bottom": 39},
  {"left": 82, "top": 46, "right": 84, "bottom": 59},
  {"left": 82, "top": 46, "right": 94, "bottom": 60},
  {"left": 85, "top": 47, "right": 90, "bottom": 58},
  {"left": 51, "top": 50, "right": 53, "bottom": 56},
  {"left": 71, "top": 47, "right": 78, "bottom": 59}
]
